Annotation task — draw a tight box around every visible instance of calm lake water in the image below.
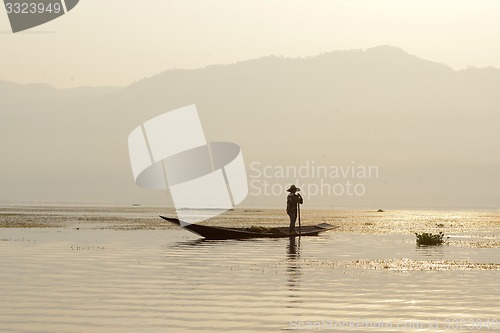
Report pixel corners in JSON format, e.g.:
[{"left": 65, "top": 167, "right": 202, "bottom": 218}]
[{"left": 0, "top": 207, "right": 499, "bottom": 332}]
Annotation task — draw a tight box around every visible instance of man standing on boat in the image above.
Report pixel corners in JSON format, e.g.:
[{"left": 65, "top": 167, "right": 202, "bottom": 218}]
[{"left": 286, "top": 185, "right": 303, "bottom": 234}]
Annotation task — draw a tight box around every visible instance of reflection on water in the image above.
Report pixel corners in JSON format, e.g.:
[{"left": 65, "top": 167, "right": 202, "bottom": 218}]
[
  {"left": 414, "top": 243, "right": 446, "bottom": 258},
  {"left": 170, "top": 238, "right": 209, "bottom": 249},
  {"left": 286, "top": 236, "right": 301, "bottom": 300},
  {"left": 0, "top": 208, "right": 499, "bottom": 333}
]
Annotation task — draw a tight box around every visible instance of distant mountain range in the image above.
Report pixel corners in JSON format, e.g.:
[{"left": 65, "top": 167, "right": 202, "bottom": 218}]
[
  {"left": 1, "top": 46, "right": 499, "bottom": 208},
  {"left": 0, "top": 80, "right": 119, "bottom": 105}
]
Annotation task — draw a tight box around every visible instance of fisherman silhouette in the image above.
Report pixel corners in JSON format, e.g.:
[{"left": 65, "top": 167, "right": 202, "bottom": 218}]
[{"left": 286, "top": 185, "right": 303, "bottom": 234}]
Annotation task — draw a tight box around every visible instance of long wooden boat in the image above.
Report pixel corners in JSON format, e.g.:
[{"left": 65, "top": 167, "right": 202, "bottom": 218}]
[{"left": 160, "top": 215, "right": 338, "bottom": 240}]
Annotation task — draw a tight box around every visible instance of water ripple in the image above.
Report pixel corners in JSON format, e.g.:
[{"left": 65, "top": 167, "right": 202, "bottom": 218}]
[{"left": 1, "top": 209, "right": 499, "bottom": 332}]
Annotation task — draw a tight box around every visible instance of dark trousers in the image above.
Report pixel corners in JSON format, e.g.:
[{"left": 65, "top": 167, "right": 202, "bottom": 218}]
[{"left": 288, "top": 212, "right": 297, "bottom": 233}]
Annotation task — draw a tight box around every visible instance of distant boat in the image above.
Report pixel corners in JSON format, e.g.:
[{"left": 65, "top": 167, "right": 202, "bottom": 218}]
[{"left": 160, "top": 216, "right": 338, "bottom": 240}]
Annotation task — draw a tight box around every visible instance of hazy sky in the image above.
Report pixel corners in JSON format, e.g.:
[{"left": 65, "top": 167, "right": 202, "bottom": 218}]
[{"left": 2, "top": 0, "right": 500, "bottom": 88}]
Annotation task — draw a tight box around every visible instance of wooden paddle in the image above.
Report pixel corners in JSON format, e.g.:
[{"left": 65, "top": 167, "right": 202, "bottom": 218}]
[{"left": 297, "top": 194, "right": 301, "bottom": 236}]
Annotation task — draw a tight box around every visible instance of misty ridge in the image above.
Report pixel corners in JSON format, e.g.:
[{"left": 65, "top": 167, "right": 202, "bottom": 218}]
[{"left": 0, "top": 45, "right": 499, "bottom": 208}]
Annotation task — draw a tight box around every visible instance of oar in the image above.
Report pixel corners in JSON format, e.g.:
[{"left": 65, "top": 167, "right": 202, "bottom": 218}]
[{"left": 297, "top": 194, "right": 301, "bottom": 236}]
